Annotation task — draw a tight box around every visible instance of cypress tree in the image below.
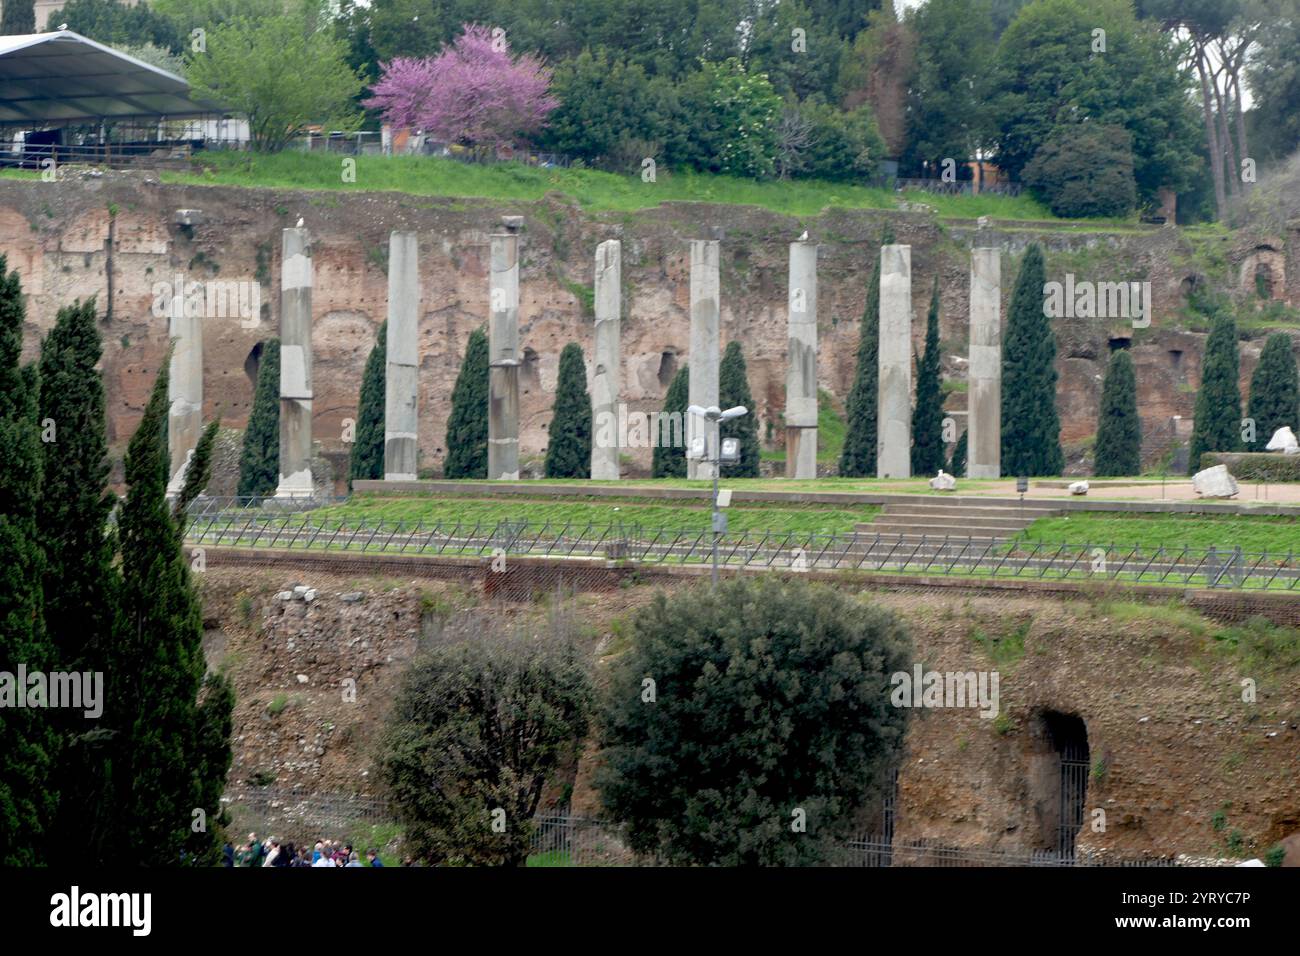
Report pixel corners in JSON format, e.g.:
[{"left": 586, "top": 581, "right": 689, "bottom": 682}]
[
  {"left": 1188, "top": 310, "right": 1242, "bottom": 472},
  {"left": 105, "top": 363, "right": 232, "bottom": 865},
  {"left": 349, "top": 320, "right": 386, "bottom": 489},
  {"left": 237, "top": 338, "right": 280, "bottom": 498},
  {"left": 652, "top": 365, "right": 690, "bottom": 478},
  {"left": 177, "top": 418, "right": 220, "bottom": 519},
  {"left": 1093, "top": 349, "right": 1141, "bottom": 477},
  {"left": 911, "top": 277, "right": 945, "bottom": 475},
  {"left": 0, "top": 256, "right": 56, "bottom": 866},
  {"left": 37, "top": 298, "right": 116, "bottom": 671},
  {"left": 1001, "top": 244, "right": 1063, "bottom": 476},
  {"left": 840, "top": 223, "right": 894, "bottom": 477},
  {"left": 36, "top": 299, "right": 120, "bottom": 865},
  {"left": 949, "top": 430, "right": 967, "bottom": 478},
  {"left": 444, "top": 327, "right": 489, "bottom": 479},
  {"left": 719, "top": 341, "right": 760, "bottom": 477},
  {"left": 544, "top": 342, "right": 592, "bottom": 478},
  {"left": 1247, "top": 332, "right": 1299, "bottom": 447}
]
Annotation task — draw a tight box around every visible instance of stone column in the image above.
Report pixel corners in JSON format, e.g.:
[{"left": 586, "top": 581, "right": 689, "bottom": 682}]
[
  {"left": 276, "top": 227, "right": 314, "bottom": 497},
  {"left": 165, "top": 286, "right": 203, "bottom": 496},
  {"left": 688, "top": 239, "right": 720, "bottom": 480},
  {"left": 968, "top": 247, "right": 1002, "bottom": 479},
  {"left": 876, "top": 244, "right": 912, "bottom": 479},
  {"left": 488, "top": 223, "right": 521, "bottom": 480},
  {"left": 384, "top": 230, "right": 420, "bottom": 481},
  {"left": 591, "top": 239, "right": 621, "bottom": 480},
  {"left": 786, "top": 240, "right": 818, "bottom": 479}
]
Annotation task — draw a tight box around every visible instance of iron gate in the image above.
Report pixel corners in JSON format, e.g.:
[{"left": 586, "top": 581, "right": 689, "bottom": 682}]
[{"left": 1058, "top": 743, "right": 1089, "bottom": 858}]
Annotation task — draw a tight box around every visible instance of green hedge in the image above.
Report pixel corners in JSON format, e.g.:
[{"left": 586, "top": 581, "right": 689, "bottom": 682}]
[{"left": 1200, "top": 452, "right": 1300, "bottom": 481}]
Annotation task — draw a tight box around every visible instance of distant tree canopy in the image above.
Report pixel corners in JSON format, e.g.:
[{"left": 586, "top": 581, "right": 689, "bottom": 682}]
[
  {"left": 902, "top": 0, "right": 996, "bottom": 172},
  {"left": 187, "top": 11, "right": 365, "bottom": 152},
  {"left": 1, "top": 0, "right": 35, "bottom": 35},
  {"left": 1022, "top": 123, "right": 1139, "bottom": 218},
  {"left": 993, "top": 0, "right": 1202, "bottom": 206},
  {"left": 58, "top": 0, "right": 183, "bottom": 50}
]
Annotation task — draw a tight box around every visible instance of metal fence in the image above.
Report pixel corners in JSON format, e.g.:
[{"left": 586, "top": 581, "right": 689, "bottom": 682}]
[
  {"left": 287, "top": 131, "right": 575, "bottom": 167},
  {"left": 224, "top": 787, "right": 392, "bottom": 844},
  {"left": 526, "top": 816, "right": 1185, "bottom": 867},
  {"left": 842, "top": 836, "right": 1180, "bottom": 868},
  {"left": 182, "top": 501, "right": 1300, "bottom": 591},
  {"left": 897, "top": 177, "right": 1024, "bottom": 197}
]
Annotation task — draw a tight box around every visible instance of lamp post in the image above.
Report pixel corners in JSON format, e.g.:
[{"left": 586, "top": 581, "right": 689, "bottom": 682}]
[{"left": 688, "top": 403, "right": 748, "bottom": 586}]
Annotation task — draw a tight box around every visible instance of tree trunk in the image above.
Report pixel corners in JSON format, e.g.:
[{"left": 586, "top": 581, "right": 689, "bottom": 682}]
[
  {"left": 1210, "top": 64, "right": 1240, "bottom": 204},
  {"left": 1194, "top": 48, "right": 1227, "bottom": 222}
]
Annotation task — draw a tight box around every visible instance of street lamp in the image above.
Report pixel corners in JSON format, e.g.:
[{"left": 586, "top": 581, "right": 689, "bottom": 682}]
[{"left": 687, "top": 404, "right": 748, "bottom": 585}]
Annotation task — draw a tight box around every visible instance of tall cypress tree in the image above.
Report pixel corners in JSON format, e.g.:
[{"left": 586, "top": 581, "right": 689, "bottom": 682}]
[
  {"left": 1093, "top": 349, "right": 1141, "bottom": 477},
  {"left": 177, "top": 418, "right": 220, "bottom": 519},
  {"left": 719, "top": 341, "right": 760, "bottom": 478},
  {"left": 840, "top": 223, "right": 894, "bottom": 477},
  {"left": 1247, "top": 332, "right": 1299, "bottom": 446},
  {"left": 1001, "top": 244, "right": 1063, "bottom": 476},
  {"left": 545, "top": 342, "right": 592, "bottom": 478},
  {"left": 36, "top": 298, "right": 119, "bottom": 865},
  {"left": 105, "top": 364, "right": 232, "bottom": 865},
  {"left": 444, "top": 327, "right": 489, "bottom": 479},
  {"left": 349, "top": 320, "right": 386, "bottom": 488},
  {"left": 0, "top": 256, "right": 55, "bottom": 866},
  {"left": 1188, "top": 310, "right": 1242, "bottom": 472},
  {"left": 949, "top": 429, "right": 967, "bottom": 477},
  {"left": 37, "top": 298, "right": 116, "bottom": 671},
  {"left": 911, "top": 277, "right": 945, "bottom": 475},
  {"left": 652, "top": 365, "right": 690, "bottom": 478},
  {"left": 237, "top": 338, "right": 280, "bottom": 498}
]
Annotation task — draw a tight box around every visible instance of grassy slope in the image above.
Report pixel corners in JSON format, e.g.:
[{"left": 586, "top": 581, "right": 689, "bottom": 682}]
[
  {"left": 314, "top": 494, "right": 880, "bottom": 535},
  {"left": 153, "top": 150, "right": 1061, "bottom": 219},
  {"left": 1017, "top": 512, "right": 1300, "bottom": 552}
]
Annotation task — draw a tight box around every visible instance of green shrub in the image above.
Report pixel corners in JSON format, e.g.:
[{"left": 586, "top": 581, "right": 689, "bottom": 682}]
[
  {"left": 1199, "top": 452, "right": 1300, "bottom": 482},
  {"left": 597, "top": 576, "right": 911, "bottom": 866}
]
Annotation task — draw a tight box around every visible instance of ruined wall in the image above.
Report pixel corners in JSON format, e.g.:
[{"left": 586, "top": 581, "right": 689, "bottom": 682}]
[
  {"left": 4, "top": 172, "right": 1297, "bottom": 485},
  {"left": 198, "top": 566, "right": 1300, "bottom": 859}
]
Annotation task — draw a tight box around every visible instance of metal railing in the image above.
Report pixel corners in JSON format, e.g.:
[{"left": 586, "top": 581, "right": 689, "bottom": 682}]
[
  {"left": 526, "top": 817, "right": 1188, "bottom": 867},
  {"left": 897, "top": 177, "right": 1024, "bottom": 197},
  {"left": 182, "top": 503, "right": 1300, "bottom": 591},
  {"left": 2, "top": 140, "right": 195, "bottom": 170},
  {"left": 225, "top": 787, "right": 392, "bottom": 843}
]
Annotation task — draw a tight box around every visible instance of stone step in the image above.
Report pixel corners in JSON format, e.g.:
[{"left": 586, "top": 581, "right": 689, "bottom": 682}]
[{"left": 878, "top": 502, "right": 1061, "bottom": 516}]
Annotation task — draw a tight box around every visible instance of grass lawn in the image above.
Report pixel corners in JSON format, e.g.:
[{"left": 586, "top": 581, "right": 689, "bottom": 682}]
[
  {"left": 313, "top": 494, "right": 879, "bottom": 535},
  {"left": 153, "top": 150, "right": 1063, "bottom": 220},
  {"left": 525, "top": 850, "right": 571, "bottom": 867},
  {"left": 1017, "top": 512, "right": 1300, "bottom": 552}
]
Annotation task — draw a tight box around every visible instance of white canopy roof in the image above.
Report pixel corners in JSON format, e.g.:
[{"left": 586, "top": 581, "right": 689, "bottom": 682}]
[{"left": 0, "top": 30, "right": 223, "bottom": 126}]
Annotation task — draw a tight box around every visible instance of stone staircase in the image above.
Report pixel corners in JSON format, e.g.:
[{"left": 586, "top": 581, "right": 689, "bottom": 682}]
[{"left": 855, "top": 497, "right": 1063, "bottom": 549}]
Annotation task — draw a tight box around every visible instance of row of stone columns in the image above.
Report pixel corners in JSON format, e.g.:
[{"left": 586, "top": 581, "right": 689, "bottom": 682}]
[{"left": 162, "top": 227, "right": 1004, "bottom": 495}]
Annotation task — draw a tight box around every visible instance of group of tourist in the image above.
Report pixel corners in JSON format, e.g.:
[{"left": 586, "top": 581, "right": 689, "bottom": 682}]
[{"left": 223, "top": 833, "right": 385, "bottom": 867}]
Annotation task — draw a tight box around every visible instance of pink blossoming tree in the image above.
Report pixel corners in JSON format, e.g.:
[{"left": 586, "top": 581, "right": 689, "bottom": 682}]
[{"left": 365, "top": 24, "right": 557, "bottom": 148}]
